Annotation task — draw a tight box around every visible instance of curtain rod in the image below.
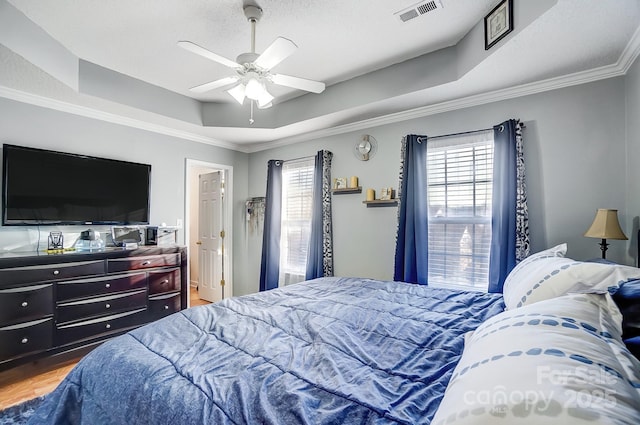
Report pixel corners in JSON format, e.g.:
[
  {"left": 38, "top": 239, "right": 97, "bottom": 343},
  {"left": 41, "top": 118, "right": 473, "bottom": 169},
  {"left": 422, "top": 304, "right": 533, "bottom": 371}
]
[
  {"left": 284, "top": 155, "right": 314, "bottom": 163},
  {"left": 429, "top": 127, "right": 493, "bottom": 140},
  {"left": 429, "top": 122, "right": 526, "bottom": 141},
  {"left": 271, "top": 154, "right": 314, "bottom": 166}
]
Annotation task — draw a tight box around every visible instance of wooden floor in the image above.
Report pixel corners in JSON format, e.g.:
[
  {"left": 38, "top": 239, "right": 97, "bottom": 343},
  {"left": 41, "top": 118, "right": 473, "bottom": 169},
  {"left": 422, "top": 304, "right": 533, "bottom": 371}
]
[{"left": 0, "top": 286, "right": 210, "bottom": 410}]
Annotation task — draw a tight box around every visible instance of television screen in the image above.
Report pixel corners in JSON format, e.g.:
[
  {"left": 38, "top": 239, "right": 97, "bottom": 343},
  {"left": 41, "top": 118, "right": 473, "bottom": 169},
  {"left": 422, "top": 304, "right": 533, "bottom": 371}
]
[{"left": 2, "top": 144, "right": 151, "bottom": 225}]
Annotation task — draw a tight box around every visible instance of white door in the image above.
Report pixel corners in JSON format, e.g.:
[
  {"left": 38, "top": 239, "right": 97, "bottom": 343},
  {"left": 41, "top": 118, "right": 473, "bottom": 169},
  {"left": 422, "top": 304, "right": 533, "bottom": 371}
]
[{"left": 198, "top": 171, "right": 223, "bottom": 302}]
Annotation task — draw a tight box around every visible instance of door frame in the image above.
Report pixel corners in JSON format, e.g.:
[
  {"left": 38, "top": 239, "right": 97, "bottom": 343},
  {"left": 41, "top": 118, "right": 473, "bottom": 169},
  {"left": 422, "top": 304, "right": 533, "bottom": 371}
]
[{"left": 184, "top": 159, "right": 233, "bottom": 307}]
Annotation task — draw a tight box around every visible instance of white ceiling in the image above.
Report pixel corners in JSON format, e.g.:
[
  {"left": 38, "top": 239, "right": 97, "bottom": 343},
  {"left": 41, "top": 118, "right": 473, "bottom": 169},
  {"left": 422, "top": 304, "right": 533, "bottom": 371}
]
[
  {"left": 7, "top": 0, "right": 494, "bottom": 103},
  {"left": 1, "top": 0, "right": 640, "bottom": 151}
]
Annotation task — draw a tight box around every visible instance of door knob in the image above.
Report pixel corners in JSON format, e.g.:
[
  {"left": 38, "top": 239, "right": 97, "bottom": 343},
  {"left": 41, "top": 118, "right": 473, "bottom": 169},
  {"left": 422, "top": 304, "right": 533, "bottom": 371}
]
[{"left": 196, "top": 241, "right": 202, "bottom": 245}]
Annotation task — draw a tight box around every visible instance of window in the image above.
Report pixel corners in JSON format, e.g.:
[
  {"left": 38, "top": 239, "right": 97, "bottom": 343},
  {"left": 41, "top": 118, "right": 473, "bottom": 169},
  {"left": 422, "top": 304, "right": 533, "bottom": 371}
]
[
  {"left": 279, "top": 157, "right": 315, "bottom": 286},
  {"left": 426, "top": 130, "right": 494, "bottom": 291}
]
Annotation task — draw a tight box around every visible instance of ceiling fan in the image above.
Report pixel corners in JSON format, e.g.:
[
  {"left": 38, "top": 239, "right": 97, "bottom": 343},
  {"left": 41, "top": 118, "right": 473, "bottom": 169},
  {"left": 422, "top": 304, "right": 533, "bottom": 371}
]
[{"left": 177, "top": 4, "right": 325, "bottom": 111}]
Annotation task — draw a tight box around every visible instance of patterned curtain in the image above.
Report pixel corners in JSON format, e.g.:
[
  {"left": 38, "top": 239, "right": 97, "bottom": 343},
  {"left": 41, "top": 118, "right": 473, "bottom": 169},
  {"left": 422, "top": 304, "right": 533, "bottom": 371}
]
[
  {"left": 306, "top": 150, "right": 334, "bottom": 279},
  {"left": 514, "top": 121, "right": 530, "bottom": 262},
  {"left": 488, "top": 119, "right": 529, "bottom": 293},
  {"left": 259, "top": 160, "right": 283, "bottom": 291},
  {"left": 393, "top": 135, "right": 429, "bottom": 284}
]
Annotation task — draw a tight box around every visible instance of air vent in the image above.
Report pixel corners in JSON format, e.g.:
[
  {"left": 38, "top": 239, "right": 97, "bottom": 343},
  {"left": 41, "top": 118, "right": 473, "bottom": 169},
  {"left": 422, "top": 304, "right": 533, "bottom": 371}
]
[{"left": 395, "top": 0, "right": 443, "bottom": 23}]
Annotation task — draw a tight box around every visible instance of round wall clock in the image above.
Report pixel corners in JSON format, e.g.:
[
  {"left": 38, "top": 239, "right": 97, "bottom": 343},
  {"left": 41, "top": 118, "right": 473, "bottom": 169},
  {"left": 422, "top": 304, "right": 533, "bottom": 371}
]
[{"left": 354, "top": 135, "right": 378, "bottom": 161}]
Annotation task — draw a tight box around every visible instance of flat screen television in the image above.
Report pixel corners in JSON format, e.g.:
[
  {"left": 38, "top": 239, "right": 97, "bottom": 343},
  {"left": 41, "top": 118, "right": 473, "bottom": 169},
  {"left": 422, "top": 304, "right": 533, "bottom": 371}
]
[{"left": 2, "top": 144, "right": 151, "bottom": 226}]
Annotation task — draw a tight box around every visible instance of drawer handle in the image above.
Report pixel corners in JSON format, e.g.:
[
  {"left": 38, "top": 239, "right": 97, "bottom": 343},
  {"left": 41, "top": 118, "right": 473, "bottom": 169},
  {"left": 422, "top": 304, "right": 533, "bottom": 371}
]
[
  {"left": 164, "top": 305, "right": 169, "bottom": 310},
  {"left": 161, "top": 279, "right": 169, "bottom": 284},
  {"left": 53, "top": 270, "right": 60, "bottom": 276},
  {"left": 105, "top": 283, "right": 111, "bottom": 289},
  {"left": 105, "top": 323, "right": 111, "bottom": 329},
  {"left": 141, "top": 261, "right": 151, "bottom": 266},
  {"left": 21, "top": 337, "right": 28, "bottom": 344},
  {"left": 21, "top": 301, "right": 28, "bottom": 308},
  {"left": 105, "top": 303, "right": 111, "bottom": 309}
]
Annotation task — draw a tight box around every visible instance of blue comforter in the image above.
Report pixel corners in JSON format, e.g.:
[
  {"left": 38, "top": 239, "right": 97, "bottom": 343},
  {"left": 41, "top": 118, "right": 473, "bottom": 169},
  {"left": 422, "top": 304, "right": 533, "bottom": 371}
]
[{"left": 29, "top": 277, "right": 504, "bottom": 424}]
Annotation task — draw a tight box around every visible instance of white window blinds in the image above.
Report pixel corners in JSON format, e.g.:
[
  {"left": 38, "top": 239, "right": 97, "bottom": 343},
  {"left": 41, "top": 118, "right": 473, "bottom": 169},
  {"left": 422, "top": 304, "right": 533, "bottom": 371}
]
[
  {"left": 279, "top": 157, "right": 315, "bottom": 286},
  {"left": 426, "top": 130, "right": 494, "bottom": 291}
]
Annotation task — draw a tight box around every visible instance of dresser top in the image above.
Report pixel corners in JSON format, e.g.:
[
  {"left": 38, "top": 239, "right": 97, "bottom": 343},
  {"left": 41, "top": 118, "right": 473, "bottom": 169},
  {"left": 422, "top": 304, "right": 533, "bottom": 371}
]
[{"left": 0, "top": 245, "right": 186, "bottom": 268}]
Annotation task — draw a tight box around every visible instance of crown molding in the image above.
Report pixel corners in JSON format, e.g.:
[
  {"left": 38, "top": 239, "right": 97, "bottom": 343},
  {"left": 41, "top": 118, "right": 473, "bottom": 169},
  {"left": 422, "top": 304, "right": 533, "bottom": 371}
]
[
  {"left": 0, "top": 85, "right": 242, "bottom": 152},
  {"left": 619, "top": 23, "right": 640, "bottom": 74},
  {"left": 251, "top": 59, "right": 632, "bottom": 152},
  {"left": 2, "top": 22, "right": 639, "bottom": 155},
  {"left": 249, "top": 26, "right": 640, "bottom": 152}
]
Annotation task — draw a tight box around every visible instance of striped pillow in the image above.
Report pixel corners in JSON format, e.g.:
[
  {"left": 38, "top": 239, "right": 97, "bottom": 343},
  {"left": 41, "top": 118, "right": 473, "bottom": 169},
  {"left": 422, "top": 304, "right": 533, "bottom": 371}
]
[
  {"left": 502, "top": 244, "right": 567, "bottom": 298},
  {"left": 503, "top": 247, "right": 640, "bottom": 310},
  {"left": 432, "top": 293, "right": 640, "bottom": 424}
]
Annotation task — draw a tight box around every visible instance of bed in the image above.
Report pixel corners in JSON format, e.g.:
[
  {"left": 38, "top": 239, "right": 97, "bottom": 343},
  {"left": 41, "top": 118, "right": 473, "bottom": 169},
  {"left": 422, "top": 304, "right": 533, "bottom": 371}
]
[
  {"left": 27, "top": 277, "right": 504, "bottom": 424},
  {"left": 27, "top": 245, "right": 640, "bottom": 424}
]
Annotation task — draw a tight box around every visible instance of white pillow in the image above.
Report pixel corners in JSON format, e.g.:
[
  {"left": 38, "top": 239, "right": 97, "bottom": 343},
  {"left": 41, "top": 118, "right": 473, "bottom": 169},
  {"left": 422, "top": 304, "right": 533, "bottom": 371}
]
[
  {"left": 502, "top": 243, "right": 567, "bottom": 294},
  {"left": 503, "top": 246, "right": 640, "bottom": 310},
  {"left": 518, "top": 243, "right": 568, "bottom": 264},
  {"left": 431, "top": 293, "right": 640, "bottom": 425}
]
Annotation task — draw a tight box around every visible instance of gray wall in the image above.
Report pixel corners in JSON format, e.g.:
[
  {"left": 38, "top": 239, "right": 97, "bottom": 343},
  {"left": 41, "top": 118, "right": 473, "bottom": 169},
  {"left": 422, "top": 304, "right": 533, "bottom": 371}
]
[
  {"left": 0, "top": 63, "right": 637, "bottom": 297},
  {"left": 0, "top": 97, "right": 251, "bottom": 293},
  {"left": 626, "top": 55, "right": 640, "bottom": 264},
  {"left": 246, "top": 76, "right": 631, "bottom": 294}
]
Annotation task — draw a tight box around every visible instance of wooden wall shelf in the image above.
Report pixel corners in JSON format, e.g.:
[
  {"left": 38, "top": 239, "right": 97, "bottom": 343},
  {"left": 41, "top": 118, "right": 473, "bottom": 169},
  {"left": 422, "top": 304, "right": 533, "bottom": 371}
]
[
  {"left": 362, "top": 199, "right": 398, "bottom": 207},
  {"left": 332, "top": 187, "right": 362, "bottom": 194}
]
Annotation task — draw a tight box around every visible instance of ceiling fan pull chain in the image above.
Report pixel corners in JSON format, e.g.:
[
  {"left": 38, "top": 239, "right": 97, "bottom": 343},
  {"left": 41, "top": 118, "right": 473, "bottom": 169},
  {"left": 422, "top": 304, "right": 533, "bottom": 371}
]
[{"left": 249, "top": 101, "right": 255, "bottom": 125}]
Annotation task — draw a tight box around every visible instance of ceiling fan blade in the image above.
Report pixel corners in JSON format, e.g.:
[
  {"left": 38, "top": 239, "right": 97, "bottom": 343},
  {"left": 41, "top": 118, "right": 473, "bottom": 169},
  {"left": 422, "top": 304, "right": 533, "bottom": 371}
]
[
  {"left": 177, "top": 41, "right": 239, "bottom": 69},
  {"left": 271, "top": 74, "right": 325, "bottom": 94},
  {"left": 254, "top": 37, "right": 298, "bottom": 70},
  {"left": 189, "top": 76, "right": 239, "bottom": 93}
]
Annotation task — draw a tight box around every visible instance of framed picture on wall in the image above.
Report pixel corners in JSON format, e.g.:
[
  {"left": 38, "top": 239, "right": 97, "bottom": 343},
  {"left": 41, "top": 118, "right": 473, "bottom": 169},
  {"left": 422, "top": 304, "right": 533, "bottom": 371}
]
[{"left": 484, "top": 0, "right": 513, "bottom": 50}]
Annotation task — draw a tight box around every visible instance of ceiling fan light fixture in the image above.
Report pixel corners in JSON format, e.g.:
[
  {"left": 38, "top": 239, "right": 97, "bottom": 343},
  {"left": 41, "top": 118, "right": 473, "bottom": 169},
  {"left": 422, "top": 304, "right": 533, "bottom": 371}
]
[
  {"left": 227, "top": 84, "right": 246, "bottom": 104},
  {"left": 179, "top": 2, "right": 326, "bottom": 120},
  {"left": 245, "top": 77, "right": 265, "bottom": 100},
  {"left": 256, "top": 89, "right": 274, "bottom": 108}
]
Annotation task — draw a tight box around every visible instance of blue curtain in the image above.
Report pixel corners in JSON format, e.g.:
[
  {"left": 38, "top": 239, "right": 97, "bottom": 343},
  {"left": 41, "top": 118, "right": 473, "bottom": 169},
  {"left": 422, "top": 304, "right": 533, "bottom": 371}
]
[
  {"left": 488, "top": 120, "right": 518, "bottom": 293},
  {"left": 306, "top": 150, "right": 334, "bottom": 280},
  {"left": 259, "top": 160, "right": 283, "bottom": 291},
  {"left": 393, "top": 135, "right": 429, "bottom": 284}
]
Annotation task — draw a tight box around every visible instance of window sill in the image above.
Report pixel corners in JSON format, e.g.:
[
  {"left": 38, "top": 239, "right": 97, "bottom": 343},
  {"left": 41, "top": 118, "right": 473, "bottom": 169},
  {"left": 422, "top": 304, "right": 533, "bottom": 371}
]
[{"left": 428, "top": 281, "right": 488, "bottom": 293}]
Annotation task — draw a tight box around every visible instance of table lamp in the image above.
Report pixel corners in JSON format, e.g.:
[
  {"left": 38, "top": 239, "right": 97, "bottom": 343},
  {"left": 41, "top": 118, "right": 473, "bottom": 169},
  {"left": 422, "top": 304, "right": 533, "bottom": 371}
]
[{"left": 584, "top": 208, "right": 627, "bottom": 259}]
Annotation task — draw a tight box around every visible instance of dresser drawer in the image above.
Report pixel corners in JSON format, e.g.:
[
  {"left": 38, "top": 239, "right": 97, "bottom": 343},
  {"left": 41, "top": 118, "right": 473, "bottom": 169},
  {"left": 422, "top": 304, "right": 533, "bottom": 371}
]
[
  {"left": 56, "top": 308, "right": 147, "bottom": 346},
  {"left": 0, "top": 260, "right": 105, "bottom": 286},
  {"left": 149, "top": 292, "right": 181, "bottom": 321},
  {"left": 0, "top": 318, "right": 53, "bottom": 360},
  {"left": 57, "top": 273, "right": 147, "bottom": 302},
  {"left": 107, "top": 254, "right": 181, "bottom": 273},
  {"left": 148, "top": 268, "right": 181, "bottom": 296},
  {"left": 0, "top": 284, "right": 53, "bottom": 326},
  {"left": 57, "top": 289, "right": 147, "bottom": 324}
]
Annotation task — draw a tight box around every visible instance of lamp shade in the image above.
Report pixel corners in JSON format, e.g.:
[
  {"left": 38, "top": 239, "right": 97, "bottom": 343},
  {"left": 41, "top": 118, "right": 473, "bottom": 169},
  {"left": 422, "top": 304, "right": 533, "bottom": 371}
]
[
  {"left": 227, "top": 84, "right": 246, "bottom": 105},
  {"left": 256, "top": 89, "right": 274, "bottom": 108},
  {"left": 245, "top": 77, "right": 264, "bottom": 100},
  {"left": 584, "top": 209, "right": 627, "bottom": 240}
]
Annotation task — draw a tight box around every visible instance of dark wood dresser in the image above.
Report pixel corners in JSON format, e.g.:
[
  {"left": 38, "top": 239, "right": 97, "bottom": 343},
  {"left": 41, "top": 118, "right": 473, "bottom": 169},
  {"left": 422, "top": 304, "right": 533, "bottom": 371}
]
[{"left": 0, "top": 246, "right": 187, "bottom": 371}]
